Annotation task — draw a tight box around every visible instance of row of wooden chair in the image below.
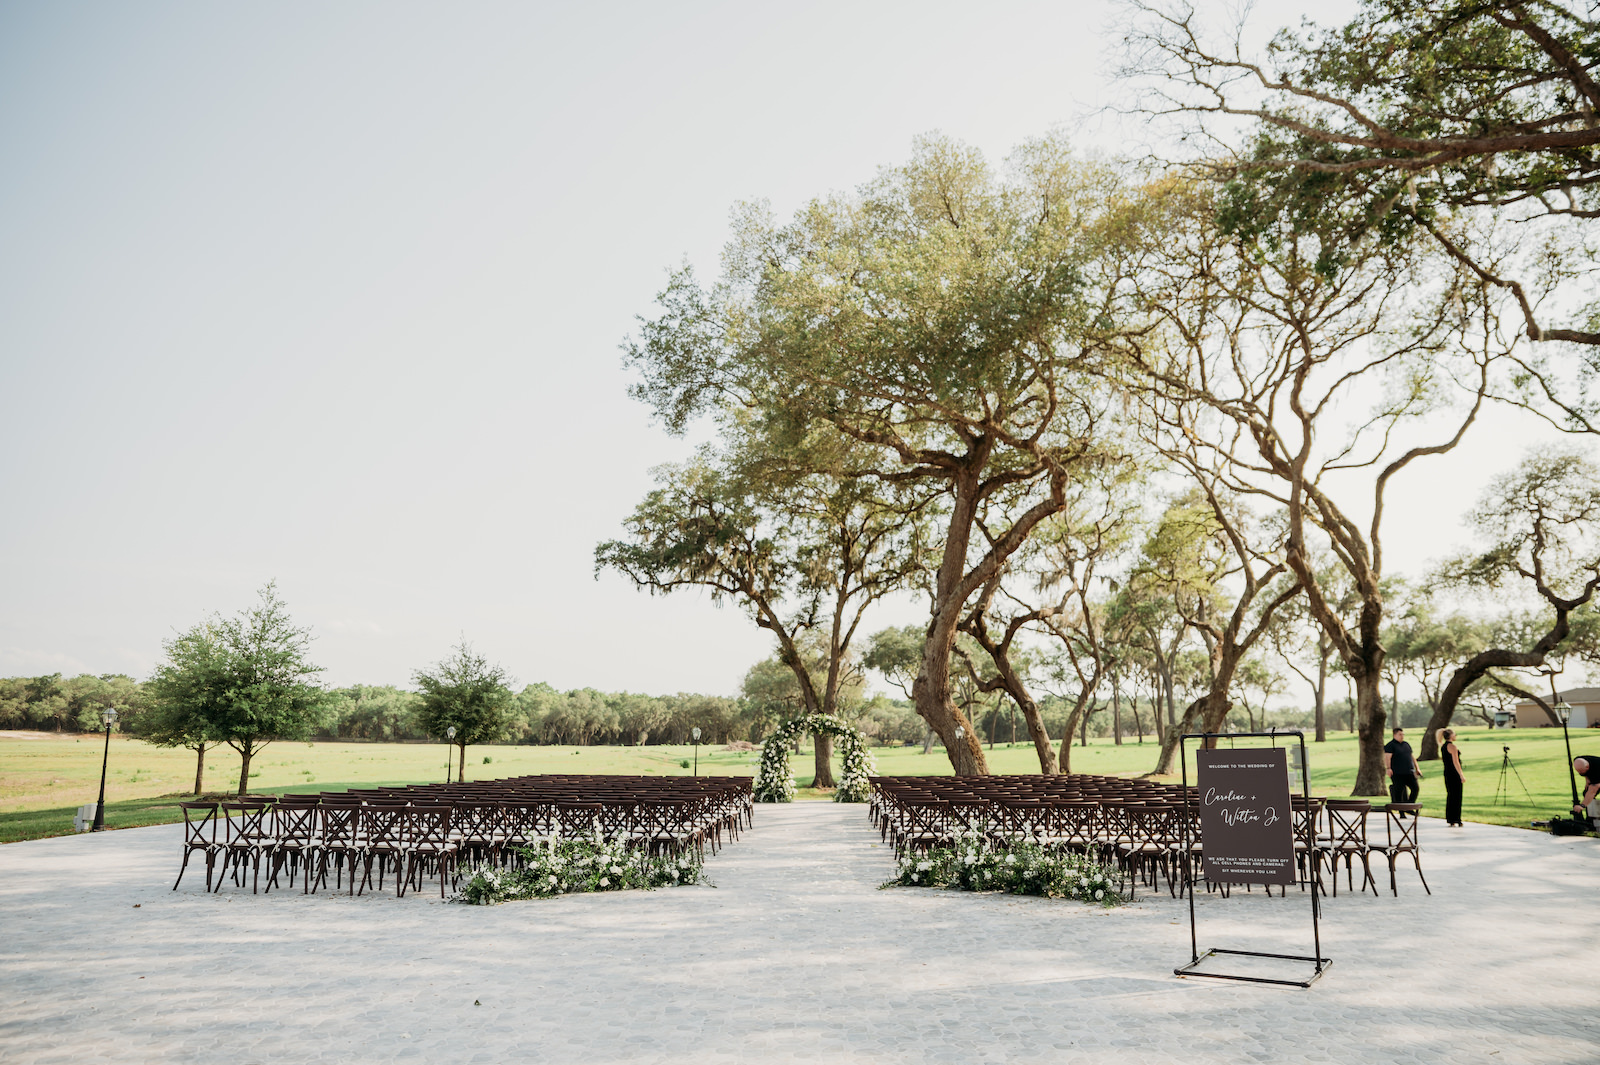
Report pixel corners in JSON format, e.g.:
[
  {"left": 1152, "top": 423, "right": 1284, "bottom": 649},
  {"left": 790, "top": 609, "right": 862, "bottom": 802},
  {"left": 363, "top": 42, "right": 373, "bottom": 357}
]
[
  {"left": 869, "top": 776, "right": 1429, "bottom": 899},
  {"left": 172, "top": 775, "right": 754, "bottom": 898}
]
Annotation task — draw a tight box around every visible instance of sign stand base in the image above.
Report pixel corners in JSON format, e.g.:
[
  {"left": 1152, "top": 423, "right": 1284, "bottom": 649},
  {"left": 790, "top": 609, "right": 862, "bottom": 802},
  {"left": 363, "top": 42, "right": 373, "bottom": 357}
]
[{"left": 1174, "top": 948, "right": 1331, "bottom": 989}]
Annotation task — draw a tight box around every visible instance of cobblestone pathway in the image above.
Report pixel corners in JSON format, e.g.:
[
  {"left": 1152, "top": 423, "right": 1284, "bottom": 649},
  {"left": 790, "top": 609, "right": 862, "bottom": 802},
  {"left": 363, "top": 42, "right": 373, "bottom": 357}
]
[{"left": 1, "top": 801, "right": 1595, "bottom": 1063}]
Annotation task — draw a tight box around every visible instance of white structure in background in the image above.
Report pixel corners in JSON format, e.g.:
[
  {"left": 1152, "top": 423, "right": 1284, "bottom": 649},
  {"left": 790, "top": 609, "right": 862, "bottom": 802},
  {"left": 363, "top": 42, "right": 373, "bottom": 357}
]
[{"left": 1513, "top": 687, "right": 1600, "bottom": 729}]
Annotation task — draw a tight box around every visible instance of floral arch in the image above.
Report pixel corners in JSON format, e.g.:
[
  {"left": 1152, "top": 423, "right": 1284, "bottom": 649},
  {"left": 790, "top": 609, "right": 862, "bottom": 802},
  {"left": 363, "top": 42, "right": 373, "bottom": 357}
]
[{"left": 752, "top": 714, "right": 877, "bottom": 803}]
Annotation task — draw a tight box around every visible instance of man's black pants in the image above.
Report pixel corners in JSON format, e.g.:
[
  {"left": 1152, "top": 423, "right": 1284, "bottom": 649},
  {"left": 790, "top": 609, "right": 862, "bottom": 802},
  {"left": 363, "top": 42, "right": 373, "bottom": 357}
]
[{"left": 1390, "top": 774, "right": 1419, "bottom": 804}]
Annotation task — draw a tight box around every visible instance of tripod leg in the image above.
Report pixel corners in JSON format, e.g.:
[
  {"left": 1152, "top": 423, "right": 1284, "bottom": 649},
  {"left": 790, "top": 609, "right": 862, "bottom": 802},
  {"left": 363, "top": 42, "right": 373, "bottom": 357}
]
[{"left": 1508, "top": 761, "right": 1536, "bottom": 806}]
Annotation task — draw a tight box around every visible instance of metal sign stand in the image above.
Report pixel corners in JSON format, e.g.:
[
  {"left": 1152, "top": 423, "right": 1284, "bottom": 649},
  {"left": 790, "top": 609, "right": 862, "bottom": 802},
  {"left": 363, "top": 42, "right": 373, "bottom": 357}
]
[{"left": 1174, "top": 728, "right": 1331, "bottom": 988}]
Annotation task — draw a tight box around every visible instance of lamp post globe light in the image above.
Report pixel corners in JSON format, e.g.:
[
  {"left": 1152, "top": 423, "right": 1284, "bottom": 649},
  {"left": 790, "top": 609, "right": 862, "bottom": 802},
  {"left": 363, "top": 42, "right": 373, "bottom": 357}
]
[
  {"left": 91, "top": 706, "right": 118, "bottom": 832},
  {"left": 691, "top": 726, "right": 701, "bottom": 777},
  {"left": 446, "top": 725, "right": 457, "bottom": 784},
  {"left": 1493, "top": 709, "right": 1512, "bottom": 730}
]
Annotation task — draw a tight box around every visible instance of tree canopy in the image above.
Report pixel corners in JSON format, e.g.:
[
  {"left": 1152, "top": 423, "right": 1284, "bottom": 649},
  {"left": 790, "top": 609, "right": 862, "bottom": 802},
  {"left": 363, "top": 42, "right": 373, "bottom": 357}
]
[
  {"left": 144, "top": 582, "right": 325, "bottom": 796},
  {"left": 413, "top": 641, "right": 516, "bottom": 782}
]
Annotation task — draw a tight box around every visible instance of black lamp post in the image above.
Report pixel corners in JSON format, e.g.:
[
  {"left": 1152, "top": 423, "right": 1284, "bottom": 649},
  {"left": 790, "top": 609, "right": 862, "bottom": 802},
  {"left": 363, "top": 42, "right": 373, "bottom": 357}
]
[
  {"left": 446, "top": 725, "right": 457, "bottom": 784},
  {"left": 691, "top": 726, "right": 701, "bottom": 776},
  {"left": 91, "top": 706, "right": 118, "bottom": 832},
  {"left": 1555, "top": 701, "right": 1581, "bottom": 808}
]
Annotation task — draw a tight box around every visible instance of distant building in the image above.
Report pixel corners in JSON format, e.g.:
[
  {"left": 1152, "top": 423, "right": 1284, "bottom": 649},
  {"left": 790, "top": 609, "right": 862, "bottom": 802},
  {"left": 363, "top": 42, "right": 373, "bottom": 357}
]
[{"left": 1512, "top": 687, "right": 1600, "bottom": 729}]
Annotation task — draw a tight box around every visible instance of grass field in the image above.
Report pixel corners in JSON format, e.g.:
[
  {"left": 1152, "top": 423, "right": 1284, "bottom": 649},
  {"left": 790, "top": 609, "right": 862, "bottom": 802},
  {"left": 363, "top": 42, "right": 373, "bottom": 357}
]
[{"left": 3, "top": 725, "right": 1592, "bottom": 843}]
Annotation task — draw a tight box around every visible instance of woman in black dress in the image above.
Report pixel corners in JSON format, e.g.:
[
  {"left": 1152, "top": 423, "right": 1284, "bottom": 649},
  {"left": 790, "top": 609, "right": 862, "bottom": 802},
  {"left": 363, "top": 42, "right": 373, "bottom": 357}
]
[{"left": 1439, "top": 727, "right": 1465, "bottom": 827}]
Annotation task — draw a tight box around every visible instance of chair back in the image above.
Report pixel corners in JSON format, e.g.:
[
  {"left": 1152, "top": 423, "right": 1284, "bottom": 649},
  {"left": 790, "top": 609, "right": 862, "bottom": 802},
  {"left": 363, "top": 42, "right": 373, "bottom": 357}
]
[
  {"left": 221, "top": 802, "right": 271, "bottom": 847},
  {"left": 179, "top": 802, "right": 221, "bottom": 848},
  {"left": 1325, "top": 800, "right": 1371, "bottom": 850},
  {"left": 1383, "top": 803, "right": 1423, "bottom": 853},
  {"left": 271, "top": 804, "right": 318, "bottom": 849},
  {"left": 361, "top": 805, "right": 411, "bottom": 852},
  {"left": 409, "top": 805, "right": 453, "bottom": 851}
]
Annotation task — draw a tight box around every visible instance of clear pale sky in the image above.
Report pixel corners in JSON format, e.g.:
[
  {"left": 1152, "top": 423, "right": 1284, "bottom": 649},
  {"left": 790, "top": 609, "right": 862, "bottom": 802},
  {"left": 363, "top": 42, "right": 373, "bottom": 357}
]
[{"left": 0, "top": 0, "right": 1565, "bottom": 696}]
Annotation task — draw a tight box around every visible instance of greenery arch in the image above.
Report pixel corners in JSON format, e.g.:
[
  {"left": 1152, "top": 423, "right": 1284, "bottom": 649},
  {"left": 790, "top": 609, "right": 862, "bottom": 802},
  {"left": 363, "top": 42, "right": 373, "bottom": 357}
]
[{"left": 753, "top": 714, "right": 877, "bottom": 804}]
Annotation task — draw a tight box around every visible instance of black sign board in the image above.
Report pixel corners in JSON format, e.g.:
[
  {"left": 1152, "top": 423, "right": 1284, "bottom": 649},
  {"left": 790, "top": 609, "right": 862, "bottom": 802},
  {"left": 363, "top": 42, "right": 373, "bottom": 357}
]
[{"left": 1197, "top": 747, "right": 1296, "bottom": 886}]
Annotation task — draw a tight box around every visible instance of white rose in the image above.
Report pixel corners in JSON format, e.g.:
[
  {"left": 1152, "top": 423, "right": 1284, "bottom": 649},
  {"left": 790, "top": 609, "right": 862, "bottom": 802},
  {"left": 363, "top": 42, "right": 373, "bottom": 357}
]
[
  {"left": 599, "top": 877, "right": 610, "bottom": 887},
  {"left": 1095, "top": 889, "right": 1104, "bottom": 900}
]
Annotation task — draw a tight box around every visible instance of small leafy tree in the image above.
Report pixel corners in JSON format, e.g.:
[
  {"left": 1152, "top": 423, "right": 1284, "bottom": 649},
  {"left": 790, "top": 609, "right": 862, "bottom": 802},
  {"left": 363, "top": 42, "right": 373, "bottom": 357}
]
[
  {"left": 139, "top": 625, "right": 227, "bottom": 794},
  {"left": 144, "top": 582, "right": 326, "bottom": 796},
  {"left": 413, "top": 642, "right": 514, "bottom": 782}
]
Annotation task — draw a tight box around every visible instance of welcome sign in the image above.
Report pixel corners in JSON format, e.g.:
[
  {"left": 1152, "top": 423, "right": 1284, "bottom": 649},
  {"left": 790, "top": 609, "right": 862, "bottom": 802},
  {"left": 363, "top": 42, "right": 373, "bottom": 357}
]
[{"left": 1197, "top": 747, "right": 1296, "bottom": 886}]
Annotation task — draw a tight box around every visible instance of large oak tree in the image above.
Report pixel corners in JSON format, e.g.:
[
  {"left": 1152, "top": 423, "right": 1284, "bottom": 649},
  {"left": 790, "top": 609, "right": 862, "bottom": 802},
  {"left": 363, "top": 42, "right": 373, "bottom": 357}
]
[{"left": 624, "top": 134, "right": 1132, "bottom": 773}]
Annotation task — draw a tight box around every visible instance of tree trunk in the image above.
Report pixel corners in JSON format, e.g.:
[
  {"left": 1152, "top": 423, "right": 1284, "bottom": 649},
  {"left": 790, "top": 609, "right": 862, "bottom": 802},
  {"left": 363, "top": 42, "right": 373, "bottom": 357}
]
[
  {"left": 813, "top": 733, "right": 836, "bottom": 788},
  {"left": 1112, "top": 672, "right": 1123, "bottom": 746},
  {"left": 458, "top": 742, "right": 467, "bottom": 783},
  {"left": 1351, "top": 668, "right": 1388, "bottom": 795},
  {"left": 914, "top": 613, "right": 987, "bottom": 775},
  {"left": 1166, "top": 673, "right": 1177, "bottom": 735},
  {"left": 236, "top": 744, "right": 253, "bottom": 797},
  {"left": 1150, "top": 695, "right": 1206, "bottom": 775},
  {"left": 912, "top": 448, "right": 1066, "bottom": 776},
  {"left": 1314, "top": 644, "right": 1328, "bottom": 743},
  {"left": 1058, "top": 691, "right": 1100, "bottom": 774},
  {"left": 193, "top": 743, "right": 206, "bottom": 796},
  {"left": 966, "top": 613, "right": 1057, "bottom": 773}
]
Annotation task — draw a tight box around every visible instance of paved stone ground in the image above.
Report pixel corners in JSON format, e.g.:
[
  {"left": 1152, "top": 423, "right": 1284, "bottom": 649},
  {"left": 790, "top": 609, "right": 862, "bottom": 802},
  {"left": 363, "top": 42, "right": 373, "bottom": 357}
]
[{"left": 0, "top": 803, "right": 1595, "bottom": 1064}]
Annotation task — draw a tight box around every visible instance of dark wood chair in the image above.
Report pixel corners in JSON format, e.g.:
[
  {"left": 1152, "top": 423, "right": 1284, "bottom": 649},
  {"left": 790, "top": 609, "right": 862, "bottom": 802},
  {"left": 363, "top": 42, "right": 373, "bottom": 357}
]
[
  {"left": 403, "top": 805, "right": 459, "bottom": 897},
  {"left": 173, "top": 802, "right": 222, "bottom": 891},
  {"left": 1320, "top": 800, "right": 1378, "bottom": 897},
  {"left": 217, "top": 801, "right": 275, "bottom": 894},
  {"left": 308, "top": 802, "right": 362, "bottom": 894},
  {"left": 1372, "top": 803, "right": 1430, "bottom": 896}
]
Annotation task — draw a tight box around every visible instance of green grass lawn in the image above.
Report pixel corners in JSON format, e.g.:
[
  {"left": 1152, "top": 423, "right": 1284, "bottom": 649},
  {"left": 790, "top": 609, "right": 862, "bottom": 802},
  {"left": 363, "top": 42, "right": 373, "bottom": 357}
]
[{"left": 3, "top": 725, "right": 1590, "bottom": 843}]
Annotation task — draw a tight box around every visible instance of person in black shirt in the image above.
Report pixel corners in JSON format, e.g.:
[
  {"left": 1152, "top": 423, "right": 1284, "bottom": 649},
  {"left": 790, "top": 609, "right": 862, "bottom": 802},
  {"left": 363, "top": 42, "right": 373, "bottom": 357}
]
[
  {"left": 1572, "top": 756, "right": 1600, "bottom": 818},
  {"left": 1384, "top": 727, "right": 1421, "bottom": 805}
]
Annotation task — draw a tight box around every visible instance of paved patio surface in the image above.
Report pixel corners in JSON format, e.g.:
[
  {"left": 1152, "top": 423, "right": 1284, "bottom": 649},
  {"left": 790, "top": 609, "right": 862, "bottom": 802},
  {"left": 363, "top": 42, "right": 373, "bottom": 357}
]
[{"left": 0, "top": 802, "right": 1595, "bottom": 1064}]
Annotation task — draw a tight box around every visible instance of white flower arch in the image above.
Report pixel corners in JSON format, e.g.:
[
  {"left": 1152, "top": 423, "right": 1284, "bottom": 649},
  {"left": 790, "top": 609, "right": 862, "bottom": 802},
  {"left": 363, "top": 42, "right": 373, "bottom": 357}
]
[{"left": 752, "top": 714, "right": 876, "bottom": 803}]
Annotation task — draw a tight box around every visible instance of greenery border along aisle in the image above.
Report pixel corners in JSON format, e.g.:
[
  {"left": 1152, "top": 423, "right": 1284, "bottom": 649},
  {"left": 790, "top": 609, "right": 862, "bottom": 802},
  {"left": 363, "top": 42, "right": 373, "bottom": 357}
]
[
  {"left": 453, "top": 835, "right": 710, "bottom": 904},
  {"left": 883, "top": 831, "right": 1125, "bottom": 906},
  {"left": 753, "top": 714, "right": 876, "bottom": 803}
]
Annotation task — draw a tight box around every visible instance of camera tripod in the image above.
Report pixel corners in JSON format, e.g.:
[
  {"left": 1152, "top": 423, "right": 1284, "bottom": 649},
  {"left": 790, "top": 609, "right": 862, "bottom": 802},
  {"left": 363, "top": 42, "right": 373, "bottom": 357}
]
[{"left": 1494, "top": 745, "right": 1535, "bottom": 807}]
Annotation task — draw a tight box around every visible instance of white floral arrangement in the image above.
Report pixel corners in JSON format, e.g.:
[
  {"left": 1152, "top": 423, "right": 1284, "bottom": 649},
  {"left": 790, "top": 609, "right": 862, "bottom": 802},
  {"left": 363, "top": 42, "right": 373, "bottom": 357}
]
[
  {"left": 882, "top": 830, "right": 1124, "bottom": 906},
  {"left": 452, "top": 835, "right": 710, "bottom": 905},
  {"left": 834, "top": 737, "right": 876, "bottom": 803},
  {"left": 752, "top": 736, "right": 798, "bottom": 803},
  {"left": 753, "top": 713, "right": 876, "bottom": 804}
]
